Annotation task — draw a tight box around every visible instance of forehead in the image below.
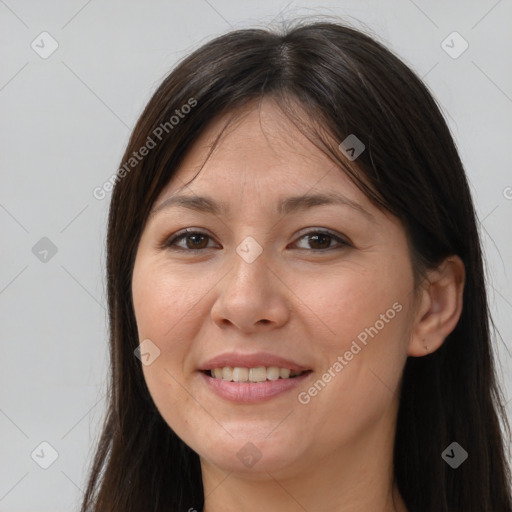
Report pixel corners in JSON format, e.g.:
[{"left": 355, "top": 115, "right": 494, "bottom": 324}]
[{"left": 157, "top": 99, "right": 368, "bottom": 207}]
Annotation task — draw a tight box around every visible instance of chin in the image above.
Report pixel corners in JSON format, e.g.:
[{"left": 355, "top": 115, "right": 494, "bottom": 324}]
[{"left": 194, "top": 432, "right": 306, "bottom": 476}]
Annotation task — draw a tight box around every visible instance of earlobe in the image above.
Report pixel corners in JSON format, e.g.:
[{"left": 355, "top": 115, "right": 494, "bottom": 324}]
[{"left": 407, "top": 255, "right": 465, "bottom": 357}]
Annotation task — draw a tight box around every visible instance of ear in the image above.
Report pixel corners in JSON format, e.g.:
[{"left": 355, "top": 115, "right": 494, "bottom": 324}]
[{"left": 408, "top": 255, "right": 465, "bottom": 357}]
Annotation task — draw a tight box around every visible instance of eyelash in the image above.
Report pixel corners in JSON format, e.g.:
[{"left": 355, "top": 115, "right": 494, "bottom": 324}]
[{"left": 162, "top": 228, "right": 351, "bottom": 253}]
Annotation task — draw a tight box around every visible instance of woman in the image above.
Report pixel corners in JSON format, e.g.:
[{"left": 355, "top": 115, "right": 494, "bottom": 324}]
[{"left": 80, "top": 19, "right": 512, "bottom": 512}]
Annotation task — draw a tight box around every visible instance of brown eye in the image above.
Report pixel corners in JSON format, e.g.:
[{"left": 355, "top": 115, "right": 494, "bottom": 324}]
[
  {"left": 165, "top": 230, "right": 216, "bottom": 251},
  {"left": 293, "top": 230, "right": 350, "bottom": 251},
  {"left": 182, "top": 233, "right": 210, "bottom": 250},
  {"left": 305, "top": 233, "right": 332, "bottom": 250},
  {"left": 164, "top": 228, "right": 350, "bottom": 253}
]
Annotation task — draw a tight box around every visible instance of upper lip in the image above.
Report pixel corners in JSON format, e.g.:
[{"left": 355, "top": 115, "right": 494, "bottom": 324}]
[{"left": 198, "top": 352, "right": 311, "bottom": 372}]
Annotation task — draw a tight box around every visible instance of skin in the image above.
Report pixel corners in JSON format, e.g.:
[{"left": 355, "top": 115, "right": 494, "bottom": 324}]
[{"left": 132, "top": 98, "right": 465, "bottom": 512}]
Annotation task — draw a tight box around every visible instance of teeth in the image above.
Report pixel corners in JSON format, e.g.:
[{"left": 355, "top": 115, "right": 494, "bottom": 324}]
[
  {"left": 267, "top": 367, "right": 280, "bottom": 380},
  {"left": 232, "top": 367, "right": 248, "bottom": 382},
  {"left": 221, "top": 367, "right": 232, "bottom": 380},
  {"left": 208, "top": 366, "right": 307, "bottom": 382},
  {"left": 249, "top": 367, "right": 267, "bottom": 382},
  {"left": 280, "top": 368, "right": 291, "bottom": 378}
]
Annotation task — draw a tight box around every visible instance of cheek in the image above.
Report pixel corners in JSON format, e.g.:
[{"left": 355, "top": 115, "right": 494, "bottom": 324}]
[
  {"left": 292, "top": 261, "right": 411, "bottom": 414},
  {"left": 303, "top": 263, "right": 409, "bottom": 353},
  {"left": 132, "top": 261, "right": 204, "bottom": 433},
  {"left": 132, "top": 261, "right": 193, "bottom": 403},
  {"left": 132, "top": 260, "right": 211, "bottom": 341}
]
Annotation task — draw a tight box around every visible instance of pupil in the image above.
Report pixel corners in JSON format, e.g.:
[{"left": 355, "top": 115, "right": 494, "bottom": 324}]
[
  {"left": 310, "top": 234, "right": 330, "bottom": 249},
  {"left": 187, "top": 234, "right": 207, "bottom": 249}
]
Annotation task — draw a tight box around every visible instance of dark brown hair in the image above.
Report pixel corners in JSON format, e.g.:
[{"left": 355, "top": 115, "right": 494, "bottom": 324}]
[{"left": 80, "top": 19, "right": 512, "bottom": 512}]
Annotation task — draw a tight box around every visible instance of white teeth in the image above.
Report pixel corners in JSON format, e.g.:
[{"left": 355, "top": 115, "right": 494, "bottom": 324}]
[
  {"left": 208, "top": 366, "right": 307, "bottom": 382},
  {"left": 280, "top": 368, "right": 291, "bottom": 379},
  {"left": 249, "top": 367, "right": 267, "bottom": 382},
  {"left": 221, "top": 367, "right": 232, "bottom": 380},
  {"left": 232, "top": 367, "right": 248, "bottom": 382},
  {"left": 267, "top": 366, "right": 280, "bottom": 380}
]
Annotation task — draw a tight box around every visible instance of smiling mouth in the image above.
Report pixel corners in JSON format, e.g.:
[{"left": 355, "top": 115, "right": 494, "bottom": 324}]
[{"left": 202, "top": 367, "right": 312, "bottom": 383}]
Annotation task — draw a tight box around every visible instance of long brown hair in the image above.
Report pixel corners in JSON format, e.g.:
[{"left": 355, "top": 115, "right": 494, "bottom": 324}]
[{"left": 80, "top": 19, "right": 512, "bottom": 512}]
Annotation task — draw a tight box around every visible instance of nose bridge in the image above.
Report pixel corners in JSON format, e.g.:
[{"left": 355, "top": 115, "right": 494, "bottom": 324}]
[
  {"left": 227, "top": 232, "right": 271, "bottom": 294},
  {"left": 235, "top": 233, "right": 265, "bottom": 265},
  {"left": 211, "top": 232, "right": 290, "bottom": 331}
]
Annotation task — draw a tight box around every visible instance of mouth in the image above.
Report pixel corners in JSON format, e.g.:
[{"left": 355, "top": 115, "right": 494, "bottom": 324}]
[
  {"left": 201, "top": 366, "right": 312, "bottom": 382},
  {"left": 198, "top": 367, "right": 314, "bottom": 403}
]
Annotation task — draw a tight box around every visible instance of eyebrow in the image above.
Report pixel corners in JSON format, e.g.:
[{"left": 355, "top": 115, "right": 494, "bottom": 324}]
[{"left": 150, "top": 192, "right": 375, "bottom": 220}]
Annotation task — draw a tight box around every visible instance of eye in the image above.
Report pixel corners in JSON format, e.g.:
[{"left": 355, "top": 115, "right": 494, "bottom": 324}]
[
  {"left": 164, "top": 229, "right": 217, "bottom": 252},
  {"left": 291, "top": 229, "right": 351, "bottom": 251},
  {"left": 163, "top": 228, "right": 351, "bottom": 253}
]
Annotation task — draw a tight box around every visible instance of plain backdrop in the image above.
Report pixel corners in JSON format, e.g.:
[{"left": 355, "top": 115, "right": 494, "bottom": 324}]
[{"left": 1, "top": 1, "right": 511, "bottom": 510}]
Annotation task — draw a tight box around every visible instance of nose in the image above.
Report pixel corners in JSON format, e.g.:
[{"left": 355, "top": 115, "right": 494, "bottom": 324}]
[{"left": 210, "top": 243, "right": 291, "bottom": 334}]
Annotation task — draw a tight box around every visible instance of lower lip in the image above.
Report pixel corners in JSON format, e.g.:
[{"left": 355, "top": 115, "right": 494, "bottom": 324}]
[{"left": 199, "top": 371, "right": 313, "bottom": 403}]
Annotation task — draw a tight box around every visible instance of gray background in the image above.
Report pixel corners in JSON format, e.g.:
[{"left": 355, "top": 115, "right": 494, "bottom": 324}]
[{"left": 1, "top": 0, "right": 511, "bottom": 510}]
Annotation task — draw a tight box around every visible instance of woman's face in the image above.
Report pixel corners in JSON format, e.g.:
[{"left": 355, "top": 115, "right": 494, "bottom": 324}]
[{"left": 132, "top": 99, "right": 418, "bottom": 476}]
